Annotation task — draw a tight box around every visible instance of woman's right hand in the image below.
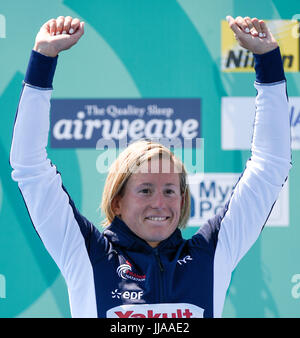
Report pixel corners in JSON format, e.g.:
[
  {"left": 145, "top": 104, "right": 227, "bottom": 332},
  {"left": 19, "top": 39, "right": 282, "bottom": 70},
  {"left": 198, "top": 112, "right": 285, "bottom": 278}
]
[{"left": 33, "top": 16, "right": 85, "bottom": 57}]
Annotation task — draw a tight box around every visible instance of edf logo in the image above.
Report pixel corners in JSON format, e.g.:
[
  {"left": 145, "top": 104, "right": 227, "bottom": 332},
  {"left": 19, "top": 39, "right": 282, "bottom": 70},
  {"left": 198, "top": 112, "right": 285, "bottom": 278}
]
[
  {"left": 0, "top": 14, "right": 6, "bottom": 38},
  {"left": 111, "top": 289, "right": 143, "bottom": 300}
]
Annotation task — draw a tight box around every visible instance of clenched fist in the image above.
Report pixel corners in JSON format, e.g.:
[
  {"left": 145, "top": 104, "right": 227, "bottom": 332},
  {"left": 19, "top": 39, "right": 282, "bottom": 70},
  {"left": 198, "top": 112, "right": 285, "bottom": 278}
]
[
  {"left": 226, "top": 16, "right": 278, "bottom": 55},
  {"left": 33, "top": 16, "right": 85, "bottom": 57}
]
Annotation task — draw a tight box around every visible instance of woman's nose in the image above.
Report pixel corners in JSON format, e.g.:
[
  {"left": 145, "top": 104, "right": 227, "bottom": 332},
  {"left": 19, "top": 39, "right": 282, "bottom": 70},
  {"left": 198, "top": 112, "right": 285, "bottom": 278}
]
[{"left": 150, "top": 191, "right": 166, "bottom": 209}]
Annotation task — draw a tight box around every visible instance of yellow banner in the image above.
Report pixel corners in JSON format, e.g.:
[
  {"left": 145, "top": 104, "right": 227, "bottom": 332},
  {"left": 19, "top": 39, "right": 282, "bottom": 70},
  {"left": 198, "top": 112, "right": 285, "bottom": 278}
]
[{"left": 221, "top": 20, "right": 299, "bottom": 72}]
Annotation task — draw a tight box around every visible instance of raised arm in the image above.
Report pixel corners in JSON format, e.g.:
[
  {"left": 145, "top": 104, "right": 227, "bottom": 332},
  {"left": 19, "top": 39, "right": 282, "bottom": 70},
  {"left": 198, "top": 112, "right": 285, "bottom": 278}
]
[
  {"left": 215, "top": 16, "right": 291, "bottom": 267},
  {"left": 10, "top": 17, "right": 99, "bottom": 317},
  {"left": 194, "top": 15, "right": 291, "bottom": 291},
  {"left": 192, "top": 17, "right": 292, "bottom": 317}
]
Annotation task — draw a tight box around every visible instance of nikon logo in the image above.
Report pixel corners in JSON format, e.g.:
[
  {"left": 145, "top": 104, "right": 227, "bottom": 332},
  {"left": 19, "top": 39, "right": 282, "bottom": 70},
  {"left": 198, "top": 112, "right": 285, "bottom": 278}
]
[
  {"left": 221, "top": 20, "right": 300, "bottom": 72},
  {"left": 224, "top": 49, "right": 295, "bottom": 70},
  {"left": 0, "top": 14, "right": 6, "bottom": 39}
]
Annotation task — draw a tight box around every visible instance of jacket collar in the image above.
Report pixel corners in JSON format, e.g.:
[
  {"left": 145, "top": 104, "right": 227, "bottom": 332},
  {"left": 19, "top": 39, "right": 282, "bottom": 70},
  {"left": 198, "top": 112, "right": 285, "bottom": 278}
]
[{"left": 103, "top": 216, "right": 184, "bottom": 254}]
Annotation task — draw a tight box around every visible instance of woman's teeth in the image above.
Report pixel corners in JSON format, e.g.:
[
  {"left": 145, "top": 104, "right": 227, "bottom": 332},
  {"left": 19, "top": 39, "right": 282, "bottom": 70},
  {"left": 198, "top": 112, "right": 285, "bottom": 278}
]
[{"left": 146, "top": 217, "right": 168, "bottom": 221}]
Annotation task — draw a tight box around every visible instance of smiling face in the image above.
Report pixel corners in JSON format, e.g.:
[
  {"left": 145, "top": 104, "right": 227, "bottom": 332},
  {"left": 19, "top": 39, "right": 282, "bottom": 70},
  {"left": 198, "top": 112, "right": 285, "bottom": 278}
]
[{"left": 113, "top": 158, "right": 183, "bottom": 248}]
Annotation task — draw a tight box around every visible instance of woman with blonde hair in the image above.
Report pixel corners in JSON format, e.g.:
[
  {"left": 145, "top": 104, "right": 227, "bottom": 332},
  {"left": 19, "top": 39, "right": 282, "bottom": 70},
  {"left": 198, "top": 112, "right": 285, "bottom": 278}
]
[
  {"left": 101, "top": 140, "right": 190, "bottom": 230},
  {"left": 10, "top": 15, "right": 291, "bottom": 318}
]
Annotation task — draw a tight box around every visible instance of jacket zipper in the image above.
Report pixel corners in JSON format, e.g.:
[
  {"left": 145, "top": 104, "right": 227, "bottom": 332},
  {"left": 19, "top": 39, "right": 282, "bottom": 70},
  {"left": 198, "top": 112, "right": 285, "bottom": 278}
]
[{"left": 154, "top": 248, "right": 164, "bottom": 302}]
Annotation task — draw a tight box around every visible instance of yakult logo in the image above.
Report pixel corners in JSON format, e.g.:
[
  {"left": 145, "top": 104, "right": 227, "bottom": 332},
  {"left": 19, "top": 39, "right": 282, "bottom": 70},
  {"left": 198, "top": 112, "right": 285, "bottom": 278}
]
[{"left": 106, "top": 303, "right": 204, "bottom": 318}]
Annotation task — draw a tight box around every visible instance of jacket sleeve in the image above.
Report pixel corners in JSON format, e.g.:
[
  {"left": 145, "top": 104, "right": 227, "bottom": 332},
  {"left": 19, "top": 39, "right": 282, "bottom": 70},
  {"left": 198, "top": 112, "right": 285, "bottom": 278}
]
[
  {"left": 195, "top": 47, "right": 291, "bottom": 270},
  {"left": 194, "top": 47, "right": 292, "bottom": 318},
  {"left": 10, "top": 51, "right": 98, "bottom": 316}
]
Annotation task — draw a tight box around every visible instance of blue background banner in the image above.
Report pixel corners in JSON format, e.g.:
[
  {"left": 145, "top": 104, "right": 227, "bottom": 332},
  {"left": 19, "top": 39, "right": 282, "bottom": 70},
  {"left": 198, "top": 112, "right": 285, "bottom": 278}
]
[{"left": 50, "top": 98, "right": 201, "bottom": 148}]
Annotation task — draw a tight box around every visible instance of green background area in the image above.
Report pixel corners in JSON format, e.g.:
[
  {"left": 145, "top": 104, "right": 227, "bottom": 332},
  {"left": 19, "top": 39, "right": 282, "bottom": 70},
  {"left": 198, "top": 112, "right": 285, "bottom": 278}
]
[{"left": 0, "top": 0, "right": 299, "bottom": 317}]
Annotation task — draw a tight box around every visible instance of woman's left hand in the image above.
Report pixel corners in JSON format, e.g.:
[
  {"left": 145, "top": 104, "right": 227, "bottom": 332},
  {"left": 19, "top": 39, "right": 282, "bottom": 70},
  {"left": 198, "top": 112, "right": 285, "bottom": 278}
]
[{"left": 226, "top": 15, "right": 278, "bottom": 55}]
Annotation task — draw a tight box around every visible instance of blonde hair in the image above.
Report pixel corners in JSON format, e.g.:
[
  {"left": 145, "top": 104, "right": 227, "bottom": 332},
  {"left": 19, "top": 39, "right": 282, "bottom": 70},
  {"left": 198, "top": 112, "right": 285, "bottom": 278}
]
[{"left": 101, "top": 140, "right": 191, "bottom": 228}]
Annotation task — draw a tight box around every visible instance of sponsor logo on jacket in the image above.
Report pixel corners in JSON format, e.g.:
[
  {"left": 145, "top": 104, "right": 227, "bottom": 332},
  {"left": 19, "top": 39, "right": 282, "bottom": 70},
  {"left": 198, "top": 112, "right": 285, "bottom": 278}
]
[
  {"left": 116, "top": 260, "right": 146, "bottom": 282},
  {"left": 177, "top": 255, "right": 193, "bottom": 266},
  {"left": 111, "top": 288, "right": 144, "bottom": 301},
  {"left": 106, "top": 303, "right": 204, "bottom": 318}
]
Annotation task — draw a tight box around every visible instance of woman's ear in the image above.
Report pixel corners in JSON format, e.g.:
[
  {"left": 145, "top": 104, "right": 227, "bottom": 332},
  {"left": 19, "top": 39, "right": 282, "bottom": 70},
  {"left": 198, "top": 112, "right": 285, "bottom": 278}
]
[{"left": 111, "top": 195, "right": 122, "bottom": 217}]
